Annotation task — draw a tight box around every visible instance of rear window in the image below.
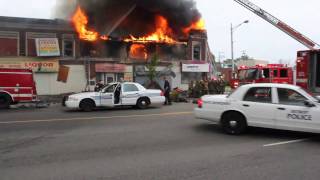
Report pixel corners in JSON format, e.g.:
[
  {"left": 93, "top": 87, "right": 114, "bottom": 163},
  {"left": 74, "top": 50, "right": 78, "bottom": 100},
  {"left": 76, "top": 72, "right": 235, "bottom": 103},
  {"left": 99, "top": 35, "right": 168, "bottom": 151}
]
[{"left": 243, "top": 87, "right": 272, "bottom": 103}]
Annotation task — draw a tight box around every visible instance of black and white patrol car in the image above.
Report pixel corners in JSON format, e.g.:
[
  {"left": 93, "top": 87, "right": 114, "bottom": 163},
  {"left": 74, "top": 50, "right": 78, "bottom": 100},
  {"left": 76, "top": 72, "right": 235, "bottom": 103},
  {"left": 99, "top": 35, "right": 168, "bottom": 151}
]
[
  {"left": 195, "top": 83, "right": 320, "bottom": 134},
  {"left": 64, "top": 82, "right": 165, "bottom": 111}
]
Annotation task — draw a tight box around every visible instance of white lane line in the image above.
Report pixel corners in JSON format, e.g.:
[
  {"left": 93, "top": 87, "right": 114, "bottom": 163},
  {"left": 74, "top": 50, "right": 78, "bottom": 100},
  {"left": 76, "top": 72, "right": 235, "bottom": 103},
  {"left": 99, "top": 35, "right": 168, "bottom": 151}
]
[
  {"left": 263, "top": 138, "right": 310, "bottom": 147},
  {"left": 0, "top": 111, "right": 192, "bottom": 125}
]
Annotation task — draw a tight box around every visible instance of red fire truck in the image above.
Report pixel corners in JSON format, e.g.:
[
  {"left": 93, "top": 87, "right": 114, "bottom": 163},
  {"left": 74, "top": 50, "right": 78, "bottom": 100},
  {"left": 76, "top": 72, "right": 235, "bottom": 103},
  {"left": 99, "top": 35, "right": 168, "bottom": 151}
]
[
  {"left": 231, "top": 64, "right": 293, "bottom": 89},
  {"left": 0, "top": 68, "right": 38, "bottom": 109},
  {"left": 233, "top": 0, "right": 320, "bottom": 93},
  {"left": 296, "top": 50, "right": 320, "bottom": 94}
]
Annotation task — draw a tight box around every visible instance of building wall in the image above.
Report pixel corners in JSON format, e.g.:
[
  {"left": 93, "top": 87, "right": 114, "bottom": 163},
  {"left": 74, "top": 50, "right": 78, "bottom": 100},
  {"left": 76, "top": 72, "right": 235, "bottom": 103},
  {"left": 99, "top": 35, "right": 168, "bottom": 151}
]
[{"left": 34, "top": 65, "right": 87, "bottom": 95}]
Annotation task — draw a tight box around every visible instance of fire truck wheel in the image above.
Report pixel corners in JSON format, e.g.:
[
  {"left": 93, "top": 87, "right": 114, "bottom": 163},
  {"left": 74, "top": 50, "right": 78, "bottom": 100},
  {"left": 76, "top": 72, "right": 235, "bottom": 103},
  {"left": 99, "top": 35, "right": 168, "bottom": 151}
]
[
  {"left": 79, "top": 99, "right": 95, "bottom": 112},
  {"left": 0, "top": 95, "right": 11, "bottom": 109},
  {"left": 221, "top": 111, "right": 247, "bottom": 135}
]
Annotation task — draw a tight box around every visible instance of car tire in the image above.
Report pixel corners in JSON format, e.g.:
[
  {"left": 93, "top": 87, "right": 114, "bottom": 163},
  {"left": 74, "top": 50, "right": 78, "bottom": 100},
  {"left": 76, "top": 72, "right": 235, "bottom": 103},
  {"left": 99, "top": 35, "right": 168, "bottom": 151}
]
[
  {"left": 221, "top": 112, "right": 247, "bottom": 135},
  {"left": 79, "top": 99, "right": 95, "bottom": 112},
  {"left": 136, "top": 98, "right": 150, "bottom": 109},
  {"left": 0, "top": 95, "right": 11, "bottom": 109}
]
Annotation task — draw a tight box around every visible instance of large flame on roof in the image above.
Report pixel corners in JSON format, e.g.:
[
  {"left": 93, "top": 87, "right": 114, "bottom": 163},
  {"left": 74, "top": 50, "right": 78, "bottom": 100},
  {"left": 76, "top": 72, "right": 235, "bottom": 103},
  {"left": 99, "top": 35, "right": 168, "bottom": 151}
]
[
  {"left": 183, "top": 18, "right": 206, "bottom": 34},
  {"left": 71, "top": 6, "right": 205, "bottom": 43},
  {"left": 72, "top": 6, "right": 99, "bottom": 41},
  {"left": 124, "top": 15, "right": 178, "bottom": 44}
]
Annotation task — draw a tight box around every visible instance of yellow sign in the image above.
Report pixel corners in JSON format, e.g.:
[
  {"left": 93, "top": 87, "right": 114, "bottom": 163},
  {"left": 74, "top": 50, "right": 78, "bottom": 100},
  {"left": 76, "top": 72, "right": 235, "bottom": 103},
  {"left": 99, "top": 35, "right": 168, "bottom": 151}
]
[{"left": 36, "top": 38, "right": 60, "bottom": 57}]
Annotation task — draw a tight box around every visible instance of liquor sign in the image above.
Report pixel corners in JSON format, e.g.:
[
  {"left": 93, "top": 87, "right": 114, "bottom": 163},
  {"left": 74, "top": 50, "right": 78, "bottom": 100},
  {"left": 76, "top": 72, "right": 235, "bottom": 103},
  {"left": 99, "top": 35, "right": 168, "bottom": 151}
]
[
  {"left": 0, "top": 58, "right": 59, "bottom": 72},
  {"left": 36, "top": 38, "right": 60, "bottom": 57}
]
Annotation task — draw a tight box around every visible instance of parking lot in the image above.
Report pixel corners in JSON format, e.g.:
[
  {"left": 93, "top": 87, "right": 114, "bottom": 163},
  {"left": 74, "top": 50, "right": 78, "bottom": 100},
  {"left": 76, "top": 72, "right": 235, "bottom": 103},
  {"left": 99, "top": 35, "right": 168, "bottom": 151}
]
[{"left": 1, "top": 103, "right": 320, "bottom": 180}]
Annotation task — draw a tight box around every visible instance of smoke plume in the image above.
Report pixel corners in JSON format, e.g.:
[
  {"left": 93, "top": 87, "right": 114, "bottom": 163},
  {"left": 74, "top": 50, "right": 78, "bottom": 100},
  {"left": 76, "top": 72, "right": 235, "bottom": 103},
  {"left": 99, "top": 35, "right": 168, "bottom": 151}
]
[{"left": 55, "top": 0, "right": 202, "bottom": 38}]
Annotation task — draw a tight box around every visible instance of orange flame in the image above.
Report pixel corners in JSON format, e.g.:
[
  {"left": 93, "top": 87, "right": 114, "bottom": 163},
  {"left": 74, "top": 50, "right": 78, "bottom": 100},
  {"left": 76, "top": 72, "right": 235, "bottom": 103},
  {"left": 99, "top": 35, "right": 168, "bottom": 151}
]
[
  {"left": 183, "top": 18, "right": 206, "bottom": 34},
  {"left": 72, "top": 6, "right": 99, "bottom": 41},
  {"left": 124, "top": 15, "right": 178, "bottom": 44},
  {"left": 129, "top": 44, "right": 148, "bottom": 59}
]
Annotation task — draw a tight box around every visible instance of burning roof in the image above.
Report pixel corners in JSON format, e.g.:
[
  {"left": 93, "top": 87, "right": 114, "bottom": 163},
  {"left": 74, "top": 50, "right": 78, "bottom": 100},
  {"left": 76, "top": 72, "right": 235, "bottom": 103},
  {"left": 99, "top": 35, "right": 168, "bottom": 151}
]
[{"left": 59, "top": 0, "right": 205, "bottom": 43}]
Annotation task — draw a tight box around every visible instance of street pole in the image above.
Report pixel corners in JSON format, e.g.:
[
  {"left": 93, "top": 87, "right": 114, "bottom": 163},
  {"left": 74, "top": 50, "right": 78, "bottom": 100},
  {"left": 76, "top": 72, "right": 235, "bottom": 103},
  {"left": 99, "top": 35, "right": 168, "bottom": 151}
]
[
  {"left": 231, "top": 23, "right": 234, "bottom": 76},
  {"left": 230, "top": 20, "right": 249, "bottom": 78}
]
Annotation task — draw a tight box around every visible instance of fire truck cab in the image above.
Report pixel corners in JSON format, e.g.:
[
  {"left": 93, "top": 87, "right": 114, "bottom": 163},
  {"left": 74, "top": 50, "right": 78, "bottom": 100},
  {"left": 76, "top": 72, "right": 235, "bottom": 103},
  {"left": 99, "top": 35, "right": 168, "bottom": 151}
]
[
  {"left": 0, "top": 68, "right": 38, "bottom": 109},
  {"left": 296, "top": 50, "right": 320, "bottom": 94},
  {"left": 231, "top": 64, "right": 293, "bottom": 89}
]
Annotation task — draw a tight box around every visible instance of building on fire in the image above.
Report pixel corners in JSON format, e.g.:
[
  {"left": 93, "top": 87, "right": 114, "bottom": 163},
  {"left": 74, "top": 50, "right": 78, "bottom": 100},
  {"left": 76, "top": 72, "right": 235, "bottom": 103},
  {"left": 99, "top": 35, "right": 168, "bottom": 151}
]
[{"left": 0, "top": 15, "right": 217, "bottom": 95}]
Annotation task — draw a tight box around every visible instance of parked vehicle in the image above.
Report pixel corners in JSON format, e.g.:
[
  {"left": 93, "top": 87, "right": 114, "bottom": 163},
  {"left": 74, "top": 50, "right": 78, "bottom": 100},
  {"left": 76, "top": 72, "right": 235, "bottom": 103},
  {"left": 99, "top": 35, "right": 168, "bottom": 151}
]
[
  {"left": 0, "top": 68, "right": 38, "bottom": 109},
  {"left": 231, "top": 64, "right": 293, "bottom": 89},
  {"left": 195, "top": 83, "right": 320, "bottom": 135},
  {"left": 63, "top": 82, "right": 165, "bottom": 111}
]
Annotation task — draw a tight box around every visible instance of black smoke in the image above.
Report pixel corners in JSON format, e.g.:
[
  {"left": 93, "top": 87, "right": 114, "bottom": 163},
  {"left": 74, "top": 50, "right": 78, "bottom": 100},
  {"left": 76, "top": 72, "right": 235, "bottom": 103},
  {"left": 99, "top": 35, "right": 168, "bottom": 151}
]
[{"left": 57, "top": 0, "right": 202, "bottom": 38}]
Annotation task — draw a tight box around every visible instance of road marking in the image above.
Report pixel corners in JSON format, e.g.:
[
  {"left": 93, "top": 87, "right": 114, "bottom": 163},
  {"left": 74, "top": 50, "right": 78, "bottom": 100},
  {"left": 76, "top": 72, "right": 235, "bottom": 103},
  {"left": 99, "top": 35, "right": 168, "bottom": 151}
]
[
  {"left": 0, "top": 111, "right": 193, "bottom": 125},
  {"left": 263, "top": 138, "right": 310, "bottom": 147}
]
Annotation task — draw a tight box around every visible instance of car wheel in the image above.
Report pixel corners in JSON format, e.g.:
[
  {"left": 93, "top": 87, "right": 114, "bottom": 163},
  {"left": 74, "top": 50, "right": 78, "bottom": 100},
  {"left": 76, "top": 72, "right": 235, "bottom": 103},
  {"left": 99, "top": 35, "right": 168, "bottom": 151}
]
[
  {"left": 0, "top": 95, "right": 10, "bottom": 109},
  {"left": 221, "top": 112, "right": 247, "bottom": 135},
  {"left": 79, "top": 99, "right": 95, "bottom": 112},
  {"left": 136, "top": 98, "right": 150, "bottom": 109}
]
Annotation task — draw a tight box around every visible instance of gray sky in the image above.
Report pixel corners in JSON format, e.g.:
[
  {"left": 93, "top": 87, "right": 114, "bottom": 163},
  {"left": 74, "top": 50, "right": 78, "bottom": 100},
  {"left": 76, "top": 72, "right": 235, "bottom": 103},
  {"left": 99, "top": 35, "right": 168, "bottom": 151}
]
[{"left": 0, "top": 0, "right": 319, "bottom": 64}]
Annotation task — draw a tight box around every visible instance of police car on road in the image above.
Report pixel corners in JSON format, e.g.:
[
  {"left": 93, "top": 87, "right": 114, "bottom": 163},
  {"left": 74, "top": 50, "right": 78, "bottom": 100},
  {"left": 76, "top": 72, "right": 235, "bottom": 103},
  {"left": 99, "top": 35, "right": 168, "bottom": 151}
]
[
  {"left": 64, "top": 82, "right": 165, "bottom": 111},
  {"left": 194, "top": 83, "right": 320, "bottom": 135}
]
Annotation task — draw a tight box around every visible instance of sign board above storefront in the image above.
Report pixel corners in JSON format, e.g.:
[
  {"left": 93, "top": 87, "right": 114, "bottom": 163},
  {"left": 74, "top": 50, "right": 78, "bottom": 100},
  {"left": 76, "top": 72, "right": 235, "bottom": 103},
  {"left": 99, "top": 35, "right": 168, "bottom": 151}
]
[
  {"left": 182, "top": 63, "right": 210, "bottom": 72},
  {"left": 0, "top": 58, "right": 59, "bottom": 73},
  {"left": 95, "top": 63, "right": 127, "bottom": 73},
  {"left": 36, "top": 38, "right": 60, "bottom": 57}
]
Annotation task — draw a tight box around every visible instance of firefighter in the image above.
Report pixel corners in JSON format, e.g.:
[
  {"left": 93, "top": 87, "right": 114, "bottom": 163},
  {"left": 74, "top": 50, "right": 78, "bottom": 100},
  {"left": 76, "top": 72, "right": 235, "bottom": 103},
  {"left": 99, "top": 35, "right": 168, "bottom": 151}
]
[{"left": 94, "top": 81, "right": 104, "bottom": 92}]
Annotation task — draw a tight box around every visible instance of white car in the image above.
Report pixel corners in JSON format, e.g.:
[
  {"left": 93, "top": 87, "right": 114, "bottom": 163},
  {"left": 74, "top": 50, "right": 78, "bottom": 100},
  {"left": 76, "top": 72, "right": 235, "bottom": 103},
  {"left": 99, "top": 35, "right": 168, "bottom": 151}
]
[
  {"left": 194, "top": 83, "right": 320, "bottom": 135},
  {"left": 64, "top": 82, "right": 165, "bottom": 111}
]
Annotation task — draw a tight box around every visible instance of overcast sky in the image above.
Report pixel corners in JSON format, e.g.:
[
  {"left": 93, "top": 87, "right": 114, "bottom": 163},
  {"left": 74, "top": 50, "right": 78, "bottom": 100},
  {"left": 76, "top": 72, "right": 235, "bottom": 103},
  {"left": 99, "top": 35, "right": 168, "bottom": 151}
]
[{"left": 0, "top": 0, "right": 319, "bottom": 64}]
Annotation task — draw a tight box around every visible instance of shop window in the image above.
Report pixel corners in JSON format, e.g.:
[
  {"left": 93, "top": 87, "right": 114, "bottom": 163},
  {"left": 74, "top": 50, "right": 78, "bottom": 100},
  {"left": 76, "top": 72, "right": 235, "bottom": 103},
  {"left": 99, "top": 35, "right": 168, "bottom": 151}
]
[
  {"left": 63, "top": 40, "right": 74, "bottom": 57},
  {"left": 26, "top": 32, "right": 56, "bottom": 56},
  {"left": 193, "top": 45, "right": 201, "bottom": 60},
  {"left": 0, "top": 31, "right": 19, "bottom": 56}
]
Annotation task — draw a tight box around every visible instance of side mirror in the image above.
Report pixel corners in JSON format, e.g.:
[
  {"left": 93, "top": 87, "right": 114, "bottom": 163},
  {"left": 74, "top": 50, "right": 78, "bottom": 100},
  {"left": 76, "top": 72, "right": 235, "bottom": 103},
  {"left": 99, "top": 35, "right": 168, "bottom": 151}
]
[{"left": 304, "top": 100, "right": 316, "bottom": 107}]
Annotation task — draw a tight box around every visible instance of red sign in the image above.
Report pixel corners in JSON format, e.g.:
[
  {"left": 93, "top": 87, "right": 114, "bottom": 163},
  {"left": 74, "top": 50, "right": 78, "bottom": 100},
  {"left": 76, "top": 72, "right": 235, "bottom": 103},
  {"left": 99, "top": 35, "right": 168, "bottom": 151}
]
[{"left": 95, "top": 63, "right": 127, "bottom": 73}]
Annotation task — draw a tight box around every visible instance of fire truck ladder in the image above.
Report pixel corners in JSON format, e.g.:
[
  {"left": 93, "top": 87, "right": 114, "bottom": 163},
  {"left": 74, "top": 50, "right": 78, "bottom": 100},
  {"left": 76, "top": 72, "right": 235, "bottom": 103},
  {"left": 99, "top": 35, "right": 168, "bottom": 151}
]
[{"left": 234, "top": 0, "right": 320, "bottom": 50}]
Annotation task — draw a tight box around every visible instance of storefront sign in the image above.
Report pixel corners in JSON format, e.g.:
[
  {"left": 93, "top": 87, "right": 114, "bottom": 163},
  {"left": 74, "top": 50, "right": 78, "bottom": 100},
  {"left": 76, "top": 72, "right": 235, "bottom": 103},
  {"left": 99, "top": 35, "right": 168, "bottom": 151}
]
[
  {"left": 182, "top": 63, "right": 210, "bottom": 72},
  {"left": 0, "top": 58, "right": 59, "bottom": 72},
  {"left": 95, "top": 63, "right": 127, "bottom": 73},
  {"left": 36, "top": 38, "right": 60, "bottom": 57}
]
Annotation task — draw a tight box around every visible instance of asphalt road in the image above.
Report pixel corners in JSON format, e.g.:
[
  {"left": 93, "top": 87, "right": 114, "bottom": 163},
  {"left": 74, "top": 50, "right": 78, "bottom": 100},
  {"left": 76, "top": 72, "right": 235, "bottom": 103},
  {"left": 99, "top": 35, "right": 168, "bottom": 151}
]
[{"left": 1, "top": 103, "right": 320, "bottom": 180}]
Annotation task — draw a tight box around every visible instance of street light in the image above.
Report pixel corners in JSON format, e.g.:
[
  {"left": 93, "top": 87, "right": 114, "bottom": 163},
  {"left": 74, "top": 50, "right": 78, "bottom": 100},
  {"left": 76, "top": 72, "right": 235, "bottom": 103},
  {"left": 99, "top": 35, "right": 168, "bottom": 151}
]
[{"left": 231, "top": 20, "right": 249, "bottom": 77}]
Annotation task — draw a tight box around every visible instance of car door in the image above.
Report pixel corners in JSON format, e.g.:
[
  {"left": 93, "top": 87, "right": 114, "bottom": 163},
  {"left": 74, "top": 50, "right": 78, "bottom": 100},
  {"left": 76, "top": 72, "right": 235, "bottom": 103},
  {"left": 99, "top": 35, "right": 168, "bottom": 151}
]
[
  {"left": 238, "top": 87, "right": 276, "bottom": 128},
  {"left": 100, "top": 84, "right": 117, "bottom": 107},
  {"left": 275, "top": 88, "right": 320, "bottom": 132},
  {"left": 122, "top": 83, "right": 140, "bottom": 105}
]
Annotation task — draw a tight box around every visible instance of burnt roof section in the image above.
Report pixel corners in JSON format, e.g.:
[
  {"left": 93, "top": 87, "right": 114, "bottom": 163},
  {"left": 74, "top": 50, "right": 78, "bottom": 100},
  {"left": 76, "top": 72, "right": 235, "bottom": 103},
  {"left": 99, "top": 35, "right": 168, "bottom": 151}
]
[{"left": 0, "top": 16, "right": 74, "bottom": 31}]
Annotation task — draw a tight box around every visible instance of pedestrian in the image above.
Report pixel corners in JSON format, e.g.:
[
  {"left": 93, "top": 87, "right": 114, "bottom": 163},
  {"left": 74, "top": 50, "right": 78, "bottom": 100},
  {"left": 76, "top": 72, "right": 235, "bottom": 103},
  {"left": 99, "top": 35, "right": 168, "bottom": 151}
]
[{"left": 163, "top": 77, "right": 172, "bottom": 105}]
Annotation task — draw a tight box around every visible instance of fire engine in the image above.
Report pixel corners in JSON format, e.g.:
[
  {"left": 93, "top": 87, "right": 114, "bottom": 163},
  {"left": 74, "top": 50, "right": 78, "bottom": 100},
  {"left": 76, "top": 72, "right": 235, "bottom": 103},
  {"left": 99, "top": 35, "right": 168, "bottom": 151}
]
[
  {"left": 232, "top": 0, "right": 320, "bottom": 93},
  {"left": 231, "top": 64, "right": 293, "bottom": 89},
  {"left": 0, "top": 68, "right": 38, "bottom": 109}
]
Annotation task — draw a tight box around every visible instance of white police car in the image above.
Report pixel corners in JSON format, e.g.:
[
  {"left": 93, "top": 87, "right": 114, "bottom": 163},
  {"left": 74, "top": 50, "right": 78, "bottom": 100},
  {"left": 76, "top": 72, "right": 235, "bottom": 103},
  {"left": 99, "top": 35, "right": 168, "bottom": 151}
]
[
  {"left": 194, "top": 83, "right": 320, "bottom": 134},
  {"left": 64, "top": 82, "right": 165, "bottom": 111}
]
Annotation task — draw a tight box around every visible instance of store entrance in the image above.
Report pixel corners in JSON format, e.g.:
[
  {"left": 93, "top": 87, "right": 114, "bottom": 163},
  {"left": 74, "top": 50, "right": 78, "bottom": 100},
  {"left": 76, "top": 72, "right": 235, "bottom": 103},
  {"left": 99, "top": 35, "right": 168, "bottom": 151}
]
[{"left": 97, "top": 73, "right": 124, "bottom": 84}]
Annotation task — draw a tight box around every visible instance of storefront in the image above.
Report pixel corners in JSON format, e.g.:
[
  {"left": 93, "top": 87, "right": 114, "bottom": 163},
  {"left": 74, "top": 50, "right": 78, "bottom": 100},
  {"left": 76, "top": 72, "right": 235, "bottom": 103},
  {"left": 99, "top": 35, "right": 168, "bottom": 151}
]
[{"left": 95, "top": 63, "right": 133, "bottom": 84}]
